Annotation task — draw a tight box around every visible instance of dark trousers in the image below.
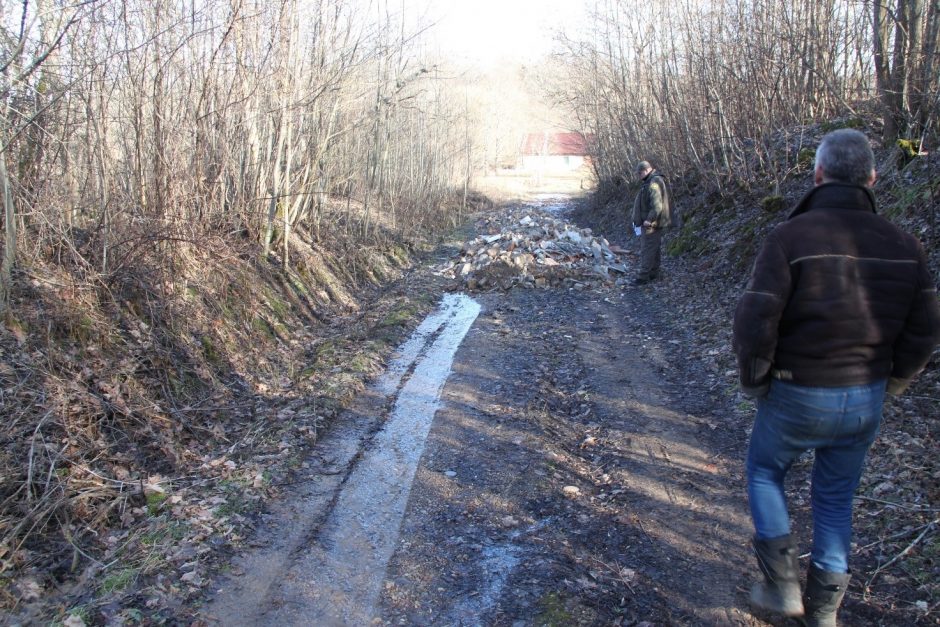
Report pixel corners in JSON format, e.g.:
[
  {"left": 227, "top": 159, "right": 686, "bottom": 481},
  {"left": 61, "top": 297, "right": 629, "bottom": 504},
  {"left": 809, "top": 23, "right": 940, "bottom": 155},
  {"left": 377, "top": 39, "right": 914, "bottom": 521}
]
[{"left": 638, "top": 228, "right": 664, "bottom": 280}]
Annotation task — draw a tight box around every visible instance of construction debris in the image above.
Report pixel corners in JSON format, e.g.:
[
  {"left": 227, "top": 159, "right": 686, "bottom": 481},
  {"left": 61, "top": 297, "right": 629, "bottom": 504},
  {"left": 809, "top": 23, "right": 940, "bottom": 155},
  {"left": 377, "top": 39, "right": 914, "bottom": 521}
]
[{"left": 438, "top": 211, "right": 629, "bottom": 291}]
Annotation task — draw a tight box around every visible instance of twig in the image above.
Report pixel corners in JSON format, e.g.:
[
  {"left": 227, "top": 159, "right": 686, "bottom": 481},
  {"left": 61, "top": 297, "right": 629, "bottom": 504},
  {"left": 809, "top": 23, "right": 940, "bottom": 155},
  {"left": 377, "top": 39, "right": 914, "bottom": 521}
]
[
  {"left": 26, "top": 411, "right": 54, "bottom": 503},
  {"left": 174, "top": 405, "right": 245, "bottom": 413},
  {"left": 17, "top": 270, "right": 90, "bottom": 290},
  {"left": 632, "top": 514, "right": 655, "bottom": 544},
  {"left": 61, "top": 522, "right": 104, "bottom": 570},
  {"left": 590, "top": 556, "right": 636, "bottom": 593},
  {"left": 864, "top": 518, "right": 938, "bottom": 598},
  {"left": 857, "top": 519, "right": 937, "bottom": 551},
  {"left": 854, "top": 495, "right": 940, "bottom": 512}
]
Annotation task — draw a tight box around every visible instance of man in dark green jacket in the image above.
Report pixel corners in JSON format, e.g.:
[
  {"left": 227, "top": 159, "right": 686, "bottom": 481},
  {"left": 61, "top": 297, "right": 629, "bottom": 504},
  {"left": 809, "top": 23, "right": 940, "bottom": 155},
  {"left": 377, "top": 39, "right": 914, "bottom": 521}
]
[{"left": 631, "top": 160, "right": 671, "bottom": 285}]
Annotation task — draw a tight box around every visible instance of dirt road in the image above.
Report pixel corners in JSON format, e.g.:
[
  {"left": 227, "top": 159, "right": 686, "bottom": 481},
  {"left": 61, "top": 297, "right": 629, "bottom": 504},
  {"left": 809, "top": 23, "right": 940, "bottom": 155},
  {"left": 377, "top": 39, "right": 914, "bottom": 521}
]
[{"left": 203, "top": 203, "right": 779, "bottom": 626}]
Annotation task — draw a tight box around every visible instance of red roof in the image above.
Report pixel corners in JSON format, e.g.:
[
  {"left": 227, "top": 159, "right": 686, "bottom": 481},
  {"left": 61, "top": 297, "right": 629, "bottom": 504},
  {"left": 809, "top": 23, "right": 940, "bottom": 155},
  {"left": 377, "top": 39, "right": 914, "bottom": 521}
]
[{"left": 521, "top": 132, "right": 593, "bottom": 156}]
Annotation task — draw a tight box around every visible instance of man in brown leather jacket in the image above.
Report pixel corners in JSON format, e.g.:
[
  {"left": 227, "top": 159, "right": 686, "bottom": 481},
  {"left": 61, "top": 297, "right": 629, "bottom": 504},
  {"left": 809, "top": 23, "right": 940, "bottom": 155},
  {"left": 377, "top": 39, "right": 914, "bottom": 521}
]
[{"left": 733, "top": 129, "right": 940, "bottom": 626}]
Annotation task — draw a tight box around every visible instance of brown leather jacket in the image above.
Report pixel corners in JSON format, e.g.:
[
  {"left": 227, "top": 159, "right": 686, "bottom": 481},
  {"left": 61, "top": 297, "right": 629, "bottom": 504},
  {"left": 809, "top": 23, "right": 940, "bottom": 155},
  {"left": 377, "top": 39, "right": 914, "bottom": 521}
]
[{"left": 733, "top": 183, "right": 940, "bottom": 396}]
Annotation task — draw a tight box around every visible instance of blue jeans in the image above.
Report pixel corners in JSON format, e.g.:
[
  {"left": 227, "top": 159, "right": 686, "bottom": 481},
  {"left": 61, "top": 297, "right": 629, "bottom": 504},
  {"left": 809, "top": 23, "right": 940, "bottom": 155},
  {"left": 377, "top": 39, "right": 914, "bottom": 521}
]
[{"left": 746, "top": 378, "right": 885, "bottom": 573}]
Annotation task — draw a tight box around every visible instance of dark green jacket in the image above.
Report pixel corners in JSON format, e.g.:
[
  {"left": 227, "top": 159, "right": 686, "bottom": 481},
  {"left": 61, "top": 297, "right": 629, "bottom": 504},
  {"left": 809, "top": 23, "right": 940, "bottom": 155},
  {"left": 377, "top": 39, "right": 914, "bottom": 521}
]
[{"left": 632, "top": 172, "right": 671, "bottom": 228}]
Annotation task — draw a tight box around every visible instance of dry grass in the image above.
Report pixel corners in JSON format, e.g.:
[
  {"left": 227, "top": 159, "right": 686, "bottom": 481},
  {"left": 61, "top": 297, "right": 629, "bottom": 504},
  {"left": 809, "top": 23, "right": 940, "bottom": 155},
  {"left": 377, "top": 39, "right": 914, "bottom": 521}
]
[
  {"left": 0, "top": 190, "right": 481, "bottom": 621},
  {"left": 473, "top": 170, "right": 596, "bottom": 202}
]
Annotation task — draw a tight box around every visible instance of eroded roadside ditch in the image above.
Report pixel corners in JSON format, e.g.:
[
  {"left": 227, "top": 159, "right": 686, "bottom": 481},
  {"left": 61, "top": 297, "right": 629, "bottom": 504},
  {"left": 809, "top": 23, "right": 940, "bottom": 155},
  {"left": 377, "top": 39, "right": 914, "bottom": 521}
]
[{"left": 205, "top": 294, "right": 481, "bottom": 624}]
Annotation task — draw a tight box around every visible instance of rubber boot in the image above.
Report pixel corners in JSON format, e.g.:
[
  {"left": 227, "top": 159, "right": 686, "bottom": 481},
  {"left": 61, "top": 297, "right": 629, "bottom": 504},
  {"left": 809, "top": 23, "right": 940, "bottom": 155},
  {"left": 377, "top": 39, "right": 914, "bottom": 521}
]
[
  {"left": 803, "top": 564, "right": 850, "bottom": 627},
  {"left": 750, "top": 535, "right": 804, "bottom": 616}
]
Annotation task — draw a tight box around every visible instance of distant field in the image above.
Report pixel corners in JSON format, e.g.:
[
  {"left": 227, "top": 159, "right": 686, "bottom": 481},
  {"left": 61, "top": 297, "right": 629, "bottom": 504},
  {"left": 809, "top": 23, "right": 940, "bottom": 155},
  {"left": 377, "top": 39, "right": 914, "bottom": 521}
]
[{"left": 473, "top": 170, "right": 596, "bottom": 201}]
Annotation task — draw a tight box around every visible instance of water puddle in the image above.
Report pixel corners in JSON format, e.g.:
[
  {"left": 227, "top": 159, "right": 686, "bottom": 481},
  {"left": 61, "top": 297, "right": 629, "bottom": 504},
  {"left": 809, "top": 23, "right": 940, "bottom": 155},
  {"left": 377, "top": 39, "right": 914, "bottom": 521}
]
[
  {"left": 445, "top": 518, "right": 552, "bottom": 625},
  {"left": 448, "top": 544, "right": 522, "bottom": 625},
  {"left": 375, "top": 293, "right": 474, "bottom": 396},
  {"left": 264, "top": 293, "right": 481, "bottom": 624}
]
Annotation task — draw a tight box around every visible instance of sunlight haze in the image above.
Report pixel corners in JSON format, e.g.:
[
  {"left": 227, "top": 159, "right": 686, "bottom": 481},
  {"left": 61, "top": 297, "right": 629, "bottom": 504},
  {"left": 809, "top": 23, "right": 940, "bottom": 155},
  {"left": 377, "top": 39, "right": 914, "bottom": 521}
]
[{"left": 412, "top": 0, "right": 590, "bottom": 66}]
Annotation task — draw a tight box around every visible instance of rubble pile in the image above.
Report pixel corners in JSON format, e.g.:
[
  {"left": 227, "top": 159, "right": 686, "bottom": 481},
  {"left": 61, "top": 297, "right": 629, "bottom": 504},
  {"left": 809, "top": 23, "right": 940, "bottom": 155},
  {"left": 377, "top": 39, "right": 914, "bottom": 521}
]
[{"left": 439, "top": 212, "right": 629, "bottom": 291}]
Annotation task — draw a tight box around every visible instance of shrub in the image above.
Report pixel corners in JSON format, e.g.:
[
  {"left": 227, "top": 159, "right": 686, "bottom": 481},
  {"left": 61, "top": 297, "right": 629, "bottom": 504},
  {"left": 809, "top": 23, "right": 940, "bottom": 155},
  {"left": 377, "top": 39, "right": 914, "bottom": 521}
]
[
  {"left": 896, "top": 138, "right": 922, "bottom": 168},
  {"left": 761, "top": 195, "right": 786, "bottom": 213},
  {"left": 797, "top": 147, "right": 815, "bottom": 169}
]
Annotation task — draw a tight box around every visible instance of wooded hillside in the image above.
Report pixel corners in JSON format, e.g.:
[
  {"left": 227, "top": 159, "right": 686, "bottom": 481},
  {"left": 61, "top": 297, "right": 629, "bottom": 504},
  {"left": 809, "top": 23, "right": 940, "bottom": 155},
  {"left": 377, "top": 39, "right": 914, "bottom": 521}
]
[
  {"left": 552, "top": 0, "right": 940, "bottom": 194},
  {"left": 0, "top": 0, "right": 475, "bottom": 309}
]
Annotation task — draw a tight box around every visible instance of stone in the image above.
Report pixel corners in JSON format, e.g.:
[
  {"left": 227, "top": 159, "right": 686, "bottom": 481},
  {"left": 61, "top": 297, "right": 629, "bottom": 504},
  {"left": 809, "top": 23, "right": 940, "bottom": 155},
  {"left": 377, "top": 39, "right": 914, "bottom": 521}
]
[
  {"left": 512, "top": 253, "right": 534, "bottom": 269},
  {"left": 561, "top": 229, "right": 583, "bottom": 244}
]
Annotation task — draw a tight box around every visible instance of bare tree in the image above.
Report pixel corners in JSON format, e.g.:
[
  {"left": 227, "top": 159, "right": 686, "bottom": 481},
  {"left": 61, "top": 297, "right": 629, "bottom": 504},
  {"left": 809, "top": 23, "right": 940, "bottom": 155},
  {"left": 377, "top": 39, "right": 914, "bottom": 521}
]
[
  {"left": 0, "top": 0, "right": 475, "bottom": 295},
  {"left": 873, "top": 0, "right": 940, "bottom": 141},
  {"left": 552, "top": 0, "right": 910, "bottom": 189}
]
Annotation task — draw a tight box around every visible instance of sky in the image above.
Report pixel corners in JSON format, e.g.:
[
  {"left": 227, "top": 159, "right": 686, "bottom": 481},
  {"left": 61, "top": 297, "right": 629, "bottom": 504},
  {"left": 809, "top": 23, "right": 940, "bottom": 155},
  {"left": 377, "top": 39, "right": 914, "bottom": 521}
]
[{"left": 411, "top": 0, "right": 591, "bottom": 66}]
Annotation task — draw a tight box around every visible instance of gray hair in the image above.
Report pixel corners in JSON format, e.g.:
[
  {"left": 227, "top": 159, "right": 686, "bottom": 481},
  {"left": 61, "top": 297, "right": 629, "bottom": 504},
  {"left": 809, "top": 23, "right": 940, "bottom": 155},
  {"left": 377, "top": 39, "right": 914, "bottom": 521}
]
[
  {"left": 814, "top": 129, "right": 875, "bottom": 186},
  {"left": 635, "top": 160, "right": 652, "bottom": 174}
]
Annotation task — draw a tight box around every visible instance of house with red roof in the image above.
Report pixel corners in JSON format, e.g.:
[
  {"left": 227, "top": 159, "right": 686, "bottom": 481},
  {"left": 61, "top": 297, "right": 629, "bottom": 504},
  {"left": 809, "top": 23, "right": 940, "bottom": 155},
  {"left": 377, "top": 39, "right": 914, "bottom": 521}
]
[{"left": 520, "top": 131, "right": 593, "bottom": 173}]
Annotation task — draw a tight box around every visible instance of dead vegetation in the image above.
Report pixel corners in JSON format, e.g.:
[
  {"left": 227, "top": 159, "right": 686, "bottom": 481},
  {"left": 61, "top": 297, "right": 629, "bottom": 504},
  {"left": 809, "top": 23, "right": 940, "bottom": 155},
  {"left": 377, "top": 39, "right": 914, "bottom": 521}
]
[
  {"left": 435, "top": 209, "right": 626, "bottom": 291},
  {"left": 0, "top": 1, "right": 489, "bottom": 619},
  {"left": 0, "top": 188, "right": 480, "bottom": 623}
]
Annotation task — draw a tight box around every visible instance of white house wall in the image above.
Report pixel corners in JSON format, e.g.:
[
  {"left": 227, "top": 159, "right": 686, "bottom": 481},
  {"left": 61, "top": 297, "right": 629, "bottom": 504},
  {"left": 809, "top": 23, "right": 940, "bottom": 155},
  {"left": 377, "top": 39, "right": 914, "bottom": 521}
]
[{"left": 521, "top": 155, "right": 586, "bottom": 172}]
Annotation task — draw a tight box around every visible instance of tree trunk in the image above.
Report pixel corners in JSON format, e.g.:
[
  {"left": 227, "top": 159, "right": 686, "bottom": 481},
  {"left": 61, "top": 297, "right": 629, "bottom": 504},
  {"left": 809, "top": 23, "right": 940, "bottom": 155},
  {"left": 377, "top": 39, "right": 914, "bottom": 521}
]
[{"left": 0, "top": 149, "right": 15, "bottom": 315}]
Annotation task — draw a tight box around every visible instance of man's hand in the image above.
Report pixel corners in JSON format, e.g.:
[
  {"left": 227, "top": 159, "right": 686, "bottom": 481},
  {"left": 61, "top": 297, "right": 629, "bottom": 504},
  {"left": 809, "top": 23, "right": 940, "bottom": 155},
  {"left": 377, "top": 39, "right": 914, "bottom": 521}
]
[
  {"left": 741, "top": 382, "right": 770, "bottom": 398},
  {"left": 887, "top": 377, "right": 911, "bottom": 396}
]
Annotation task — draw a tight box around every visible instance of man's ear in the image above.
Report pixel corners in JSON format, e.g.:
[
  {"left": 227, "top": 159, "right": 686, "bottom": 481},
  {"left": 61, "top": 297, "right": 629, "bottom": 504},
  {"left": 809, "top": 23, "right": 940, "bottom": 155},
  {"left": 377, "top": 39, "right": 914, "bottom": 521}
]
[
  {"left": 814, "top": 165, "right": 825, "bottom": 186},
  {"left": 866, "top": 169, "right": 877, "bottom": 188}
]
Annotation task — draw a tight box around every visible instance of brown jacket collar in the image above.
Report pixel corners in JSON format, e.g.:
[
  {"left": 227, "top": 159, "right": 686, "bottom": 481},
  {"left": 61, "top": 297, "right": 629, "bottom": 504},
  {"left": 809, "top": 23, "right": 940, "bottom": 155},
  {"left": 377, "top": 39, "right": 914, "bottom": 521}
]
[{"left": 788, "top": 182, "right": 877, "bottom": 220}]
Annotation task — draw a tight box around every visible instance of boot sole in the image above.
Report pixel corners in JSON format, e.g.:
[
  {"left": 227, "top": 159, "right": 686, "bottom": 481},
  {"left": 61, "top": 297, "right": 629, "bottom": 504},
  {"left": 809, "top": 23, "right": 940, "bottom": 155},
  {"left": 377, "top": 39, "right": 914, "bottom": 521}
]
[{"left": 749, "top": 583, "right": 805, "bottom": 616}]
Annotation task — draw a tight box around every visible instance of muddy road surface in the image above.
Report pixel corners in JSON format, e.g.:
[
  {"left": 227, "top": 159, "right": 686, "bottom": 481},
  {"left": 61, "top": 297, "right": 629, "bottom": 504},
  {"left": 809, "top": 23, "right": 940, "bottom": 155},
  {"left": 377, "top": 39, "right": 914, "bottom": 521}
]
[{"left": 204, "top": 204, "right": 778, "bottom": 626}]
